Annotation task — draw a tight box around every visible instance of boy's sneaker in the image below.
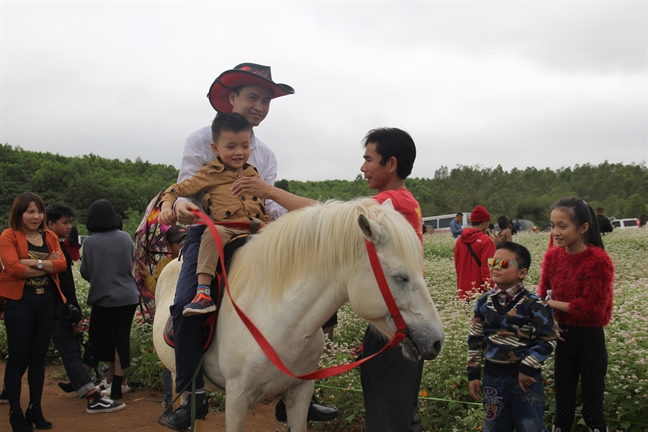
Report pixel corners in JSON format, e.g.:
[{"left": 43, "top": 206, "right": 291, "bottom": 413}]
[
  {"left": 86, "top": 395, "right": 126, "bottom": 414},
  {"left": 0, "top": 389, "right": 8, "bottom": 404},
  {"left": 182, "top": 293, "right": 216, "bottom": 316},
  {"left": 98, "top": 380, "right": 131, "bottom": 397}
]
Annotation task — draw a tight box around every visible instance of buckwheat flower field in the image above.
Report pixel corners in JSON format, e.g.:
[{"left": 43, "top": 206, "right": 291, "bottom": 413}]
[
  {"left": 316, "top": 229, "right": 648, "bottom": 431},
  {"left": 1, "top": 229, "right": 645, "bottom": 431}
]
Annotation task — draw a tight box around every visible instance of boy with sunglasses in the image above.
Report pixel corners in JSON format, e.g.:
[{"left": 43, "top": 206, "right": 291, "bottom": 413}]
[{"left": 467, "top": 242, "right": 557, "bottom": 432}]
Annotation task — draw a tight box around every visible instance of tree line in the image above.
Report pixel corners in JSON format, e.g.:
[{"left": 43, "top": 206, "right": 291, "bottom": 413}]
[
  {"left": 279, "top": 162, "right": 647, "bottom": 228},
  {"left": 1, "top": 144, "right": 646, "bottom": 234}
]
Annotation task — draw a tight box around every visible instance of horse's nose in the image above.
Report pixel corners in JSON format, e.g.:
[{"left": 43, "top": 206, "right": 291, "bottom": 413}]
[{"left": 432, "top": 339, "right": 443, "bottom": 357}]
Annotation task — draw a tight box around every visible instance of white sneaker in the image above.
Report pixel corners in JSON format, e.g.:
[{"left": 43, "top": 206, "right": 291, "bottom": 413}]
[
  {"left": 95, "top": 379, "right": 110, "bottom": 392},
  {"left": 98, "top": 380, "right": 131, "bottom": 397}
]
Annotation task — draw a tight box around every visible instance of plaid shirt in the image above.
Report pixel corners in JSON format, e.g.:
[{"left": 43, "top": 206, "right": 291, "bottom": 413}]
[{"left": 491, "top": 282, "right": 524, "bottom": 308}]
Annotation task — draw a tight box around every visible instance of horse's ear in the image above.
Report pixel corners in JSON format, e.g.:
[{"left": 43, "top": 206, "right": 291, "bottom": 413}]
[
  {"left": 358, "top": 214, "right": 384, "bottom": 245},
  {"left": 381, "top": 198, "right": 394, "bottom": 210}
]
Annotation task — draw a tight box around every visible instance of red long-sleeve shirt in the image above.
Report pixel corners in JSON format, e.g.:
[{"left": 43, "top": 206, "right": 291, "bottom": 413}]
[{"left": 538, "top": 245, "right": 614, "bottom": 328}]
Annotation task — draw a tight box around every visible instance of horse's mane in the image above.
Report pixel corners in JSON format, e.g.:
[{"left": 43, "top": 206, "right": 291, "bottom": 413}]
[{"left": 227, "top": 198, "right": 423, "bottom": 300}]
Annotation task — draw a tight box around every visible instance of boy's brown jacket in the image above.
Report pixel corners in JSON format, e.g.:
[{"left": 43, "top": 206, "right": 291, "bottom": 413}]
[{"left": 161, "top": 157, "right": 273, "bottom": 226}]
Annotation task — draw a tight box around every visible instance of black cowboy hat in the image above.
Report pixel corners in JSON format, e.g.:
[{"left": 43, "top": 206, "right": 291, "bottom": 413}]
[{"left": 207, "top": 63, "right": 295, "bottom": 113}]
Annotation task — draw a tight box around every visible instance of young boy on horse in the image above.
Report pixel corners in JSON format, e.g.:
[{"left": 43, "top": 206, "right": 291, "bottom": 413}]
[{"left": 160, "top": 112, "right": 273, "bottom": 317}]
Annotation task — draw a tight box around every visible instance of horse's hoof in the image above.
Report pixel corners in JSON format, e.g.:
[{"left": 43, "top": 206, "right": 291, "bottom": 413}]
[{"left": 275, "top": 398, "right": 338, "bottom": 422}]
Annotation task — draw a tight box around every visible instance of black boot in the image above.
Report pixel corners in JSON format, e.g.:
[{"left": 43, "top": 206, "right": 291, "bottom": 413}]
[
  {"left": 275, "top": 395, "right": 338, "bottom": 422},
  {"left": 57, "top": 382, "right": 74, "bottom": 393},
  {"left": 25, "top": 404, "right": 52, "bottom": 430},
  {"left": 9, "top": 409, "right": 33, "bottom": 432},
  {"left": 164, "top": 392, "right": 208, "bottom": 431}
]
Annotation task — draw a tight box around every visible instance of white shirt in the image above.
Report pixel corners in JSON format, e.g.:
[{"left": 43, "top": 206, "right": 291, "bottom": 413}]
[{"left": 177, "top": 125, "right": 286, "bottom": 220}]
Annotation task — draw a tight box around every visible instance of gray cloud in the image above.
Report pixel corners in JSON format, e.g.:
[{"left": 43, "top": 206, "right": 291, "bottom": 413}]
[{"left": 1, "top": 1, "right": 645, "bottom": 183}]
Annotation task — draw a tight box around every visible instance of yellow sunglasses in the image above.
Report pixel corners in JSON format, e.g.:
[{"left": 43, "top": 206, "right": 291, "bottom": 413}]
[{"left": 487, "top": 258, "right": 519, "bottom": 269}]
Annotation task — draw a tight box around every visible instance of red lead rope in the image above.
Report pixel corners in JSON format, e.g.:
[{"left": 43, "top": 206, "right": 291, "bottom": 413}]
[{"left": 191, "top": 209, "right": 409, "bottom": 380}]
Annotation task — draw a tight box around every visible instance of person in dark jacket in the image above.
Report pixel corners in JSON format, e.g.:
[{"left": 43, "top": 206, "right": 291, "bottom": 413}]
[
  {"left": 596, "top": 207, "right": 613, "bottom": 234},
  {"left": 46, "top": 203, "right": 124, "bottom": 414}
]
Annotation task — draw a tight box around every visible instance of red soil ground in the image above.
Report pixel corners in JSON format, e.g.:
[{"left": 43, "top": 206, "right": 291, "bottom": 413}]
[{"left": 0, "top": 361, "right": 319, "bottom": 431}]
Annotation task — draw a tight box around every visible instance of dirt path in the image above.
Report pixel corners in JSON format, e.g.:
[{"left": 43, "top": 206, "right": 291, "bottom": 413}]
[{"left": 0, "top": 362, "right": 313, "bottom": 431}]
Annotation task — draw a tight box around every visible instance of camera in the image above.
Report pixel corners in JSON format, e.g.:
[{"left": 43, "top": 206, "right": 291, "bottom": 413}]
[{"left": 68, "top": 303, "right": 83, "bottom": 326}]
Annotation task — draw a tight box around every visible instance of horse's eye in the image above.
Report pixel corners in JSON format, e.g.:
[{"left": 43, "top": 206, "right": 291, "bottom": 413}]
[{"left": 394, "top": 273, "right": 409, "bottom": 283}]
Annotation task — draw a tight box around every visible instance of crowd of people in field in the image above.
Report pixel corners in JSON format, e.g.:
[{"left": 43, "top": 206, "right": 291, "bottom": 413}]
[{"left": 0, "top": 61, "right": 615, "bottom": 432}]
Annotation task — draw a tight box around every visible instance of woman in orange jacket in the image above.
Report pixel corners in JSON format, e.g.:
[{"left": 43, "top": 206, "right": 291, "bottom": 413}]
[{"left": 0, "top": 192, "right": 67, "bottom": 432}]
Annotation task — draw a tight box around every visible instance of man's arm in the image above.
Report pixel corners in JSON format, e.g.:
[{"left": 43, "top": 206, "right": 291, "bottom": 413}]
[
  {"left": 248, "top": 138, "right": 288, "bottom": 219},
  {"left": 231, "top": 176, "right": 318, "bottom": 212}
]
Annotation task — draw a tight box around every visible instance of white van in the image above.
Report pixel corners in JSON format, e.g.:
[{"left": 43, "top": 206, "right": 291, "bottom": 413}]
[
  {"left": 422, "top": 212, "right": 471, "bottom": 234},
  {"left": 611, "top": 218, "right": 640, "bottom": 229}
]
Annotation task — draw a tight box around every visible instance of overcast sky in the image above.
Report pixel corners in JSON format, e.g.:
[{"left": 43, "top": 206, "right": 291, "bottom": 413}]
[{"left": 1, "top": 1, "right": 646, "bottom": 182}]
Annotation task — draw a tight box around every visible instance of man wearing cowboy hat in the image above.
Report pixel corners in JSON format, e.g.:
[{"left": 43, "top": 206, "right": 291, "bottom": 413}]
[{"left": 160, "top": 63, "right": 337, "bottom": 430}]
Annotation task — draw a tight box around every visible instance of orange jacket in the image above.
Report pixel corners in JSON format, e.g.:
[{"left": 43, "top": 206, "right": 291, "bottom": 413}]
[{"left": 0, "top": 229, "right": 67, "bottom": 301}]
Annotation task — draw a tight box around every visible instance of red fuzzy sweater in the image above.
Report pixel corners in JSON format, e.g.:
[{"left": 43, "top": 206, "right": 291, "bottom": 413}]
[{"left": 538, "top": 245, "right": 614, "bottom": 328}]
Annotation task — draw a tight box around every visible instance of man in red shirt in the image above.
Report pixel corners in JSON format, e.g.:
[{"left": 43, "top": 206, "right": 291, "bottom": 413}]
[
  {"left": 454, "top": 205, "right": 495, "bottom": 300},
  {"left": 233, "top": 127, "right": 426, "bottom": 431}
]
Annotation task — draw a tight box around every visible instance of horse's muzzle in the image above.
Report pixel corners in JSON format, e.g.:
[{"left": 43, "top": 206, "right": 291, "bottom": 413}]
[{"left": 401, "top": 331, "right": 444, "bottom": 361}]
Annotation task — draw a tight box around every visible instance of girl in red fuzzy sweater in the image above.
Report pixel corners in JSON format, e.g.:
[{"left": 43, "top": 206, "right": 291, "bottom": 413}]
[{"left": 538, "top": 197, "right": 614, "bottom": 432}]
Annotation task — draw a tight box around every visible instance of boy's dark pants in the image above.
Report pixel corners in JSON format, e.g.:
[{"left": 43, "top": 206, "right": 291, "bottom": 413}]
[
  {"left": 171, "top": 225, "right": 207, "bottom": 392},
  {"left": 360, "top": 325, "right": 424, "bottom": 432},
  {"left": 51, "top": 316, "right": 96, "bottom": 398},
  {"left": 482, "top": 371, "right": 547, "bottom": 432}
]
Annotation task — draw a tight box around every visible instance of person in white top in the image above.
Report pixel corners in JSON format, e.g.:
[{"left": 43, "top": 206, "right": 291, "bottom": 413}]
[{"left": 159, "top": 63, "right": 336, "bottom": 430}]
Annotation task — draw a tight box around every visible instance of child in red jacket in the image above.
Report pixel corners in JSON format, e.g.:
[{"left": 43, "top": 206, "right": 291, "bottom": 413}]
[{"left": 538, "top": 197, "right": 613, "bottom": 432}]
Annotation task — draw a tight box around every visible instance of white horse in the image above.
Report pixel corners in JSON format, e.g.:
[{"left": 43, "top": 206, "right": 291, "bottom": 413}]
[{"left": 153, "top": 198, "right": 445, "bottom": 432}]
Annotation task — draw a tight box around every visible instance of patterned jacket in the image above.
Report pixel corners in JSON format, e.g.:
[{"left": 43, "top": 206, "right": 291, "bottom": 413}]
[{"left": 467, "top": 287, "right": 557, "bottom": 381}]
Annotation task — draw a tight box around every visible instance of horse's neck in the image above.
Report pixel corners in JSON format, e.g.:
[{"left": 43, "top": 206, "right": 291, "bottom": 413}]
[{"left": 228, "top": 278, "right": 347, "bottom": 341}]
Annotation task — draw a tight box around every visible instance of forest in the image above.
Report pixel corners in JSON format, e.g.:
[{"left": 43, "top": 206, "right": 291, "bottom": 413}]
[{"left": 1, "top": 144, "right": 646, "bottom": 234}]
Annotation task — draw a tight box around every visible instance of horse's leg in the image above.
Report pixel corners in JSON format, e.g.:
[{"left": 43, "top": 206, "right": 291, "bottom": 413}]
[
  {"left": 224, "top": 386, "right": 251, "bottom": 432},
  {"left": 283, "top": 381, "right": 314, "bottom": 432}
]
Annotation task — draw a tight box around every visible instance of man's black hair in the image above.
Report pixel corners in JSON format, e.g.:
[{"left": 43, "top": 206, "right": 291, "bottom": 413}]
[
  {"left": 46, "top": 203, "right": 76, "bottom": 224},
  {"left": 456, "top": 212, "right": 463, "bottom": 217},
  {"left": 363, "top": 128, "right": 416, "bottom": 179},
  {"left": 211, "top": 112, "right": 252, "bottom": 143},
  {"left": 495, "top": 241, "right": 531, "bottom": 270}
]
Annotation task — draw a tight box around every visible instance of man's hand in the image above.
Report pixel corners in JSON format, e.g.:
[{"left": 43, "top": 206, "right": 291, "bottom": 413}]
[
  {"left": 469, "top": 379, "right": 481, "bottom": 401},
  {"left": 174, "top": 200, "right": 200, "bottom": 225},
  {"left": 518, "top": 372, "right": 537, "bottom": 393},
  {"left": 231, "top": 176, "right": 272, "bottom": 199}
]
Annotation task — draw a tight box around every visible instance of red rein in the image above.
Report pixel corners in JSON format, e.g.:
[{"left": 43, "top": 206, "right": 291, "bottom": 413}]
[{"left": 191, "top": 208, "right": 409, "bottom": 380}]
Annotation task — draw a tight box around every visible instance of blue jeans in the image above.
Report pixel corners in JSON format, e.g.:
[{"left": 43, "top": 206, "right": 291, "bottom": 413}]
[
  {"left": 51, "top": 317, "right": 95, "bottom": 398},
  {"left": 3, "top": 289, "right": 56, "bottom": 411},
  {"left": 482, "top": 372, "right": 548, "bottom": 432}
]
